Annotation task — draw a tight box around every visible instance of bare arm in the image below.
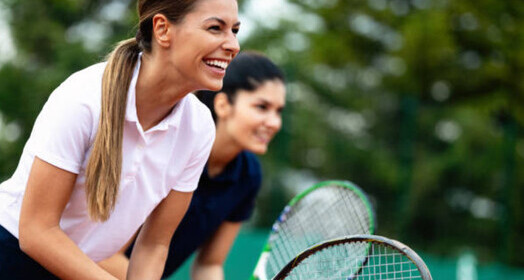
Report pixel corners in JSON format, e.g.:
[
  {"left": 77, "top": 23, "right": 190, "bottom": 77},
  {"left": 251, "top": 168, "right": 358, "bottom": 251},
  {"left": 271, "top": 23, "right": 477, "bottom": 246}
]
[
  {"left": 191, "top": 221, "right": 242, "bottom": 280},
  {"left": 19, "top": 157, "right": 117, "bottom": 280},
  {"left": 98, "top": 232, "right": 137, "bottom": 280},
  {"left": 127, "top": 190, "right": 193, "bottom": 280}
]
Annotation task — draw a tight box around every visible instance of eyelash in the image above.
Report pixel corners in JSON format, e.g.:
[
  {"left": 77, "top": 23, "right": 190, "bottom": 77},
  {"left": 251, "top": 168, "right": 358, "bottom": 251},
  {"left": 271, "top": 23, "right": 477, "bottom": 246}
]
[
  {"left": 256, "top": 104, "right": 267, "bottom": 110},
  {"left": 208, "top": 25, "right": 240, "bottom": 35}
]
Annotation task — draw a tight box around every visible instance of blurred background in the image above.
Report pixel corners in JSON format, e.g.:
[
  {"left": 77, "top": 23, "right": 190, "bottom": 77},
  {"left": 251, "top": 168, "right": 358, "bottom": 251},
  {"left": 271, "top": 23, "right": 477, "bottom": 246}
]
[{"left": 0, "top": 0, "right": 522, "bottom": 279}]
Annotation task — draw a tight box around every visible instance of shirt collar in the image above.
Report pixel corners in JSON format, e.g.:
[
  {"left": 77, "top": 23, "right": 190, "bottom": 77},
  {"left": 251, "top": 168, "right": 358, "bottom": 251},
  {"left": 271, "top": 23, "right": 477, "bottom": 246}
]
[
  {"left": 203, "top": 152, "right": 244, "bottom": 185},
  {"left": 124, "top": 53, "right": 141, "bottom": 124},
  {"left": 124, "top": 53, "right": 183, "bottom": 131}
]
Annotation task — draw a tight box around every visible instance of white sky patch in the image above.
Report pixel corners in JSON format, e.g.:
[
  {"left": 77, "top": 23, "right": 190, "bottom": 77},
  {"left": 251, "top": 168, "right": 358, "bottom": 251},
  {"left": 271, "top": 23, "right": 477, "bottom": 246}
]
[
  {"left": 435, "top": 120, "right": 462, "bottom": 142},
  {"left": 237, "top": 13, "right": 254, "bottom": 44},
  {"left": 243, "top": 0, "right": 296, "bottom": 29},
  {"left": 0, "top": 3, "right": 16, "bottom": 65},
  {"left": 65, "top": 20, "right": 111, "bottom": 52},
  {"left": 0, "top": 112, "right": 22, "bottom": 143},
  {"left": 99, "top": 0, "right": 130, "bottom": 22},
  {"left": 241, "top": 0, "right": 324, "bottom": 36}
]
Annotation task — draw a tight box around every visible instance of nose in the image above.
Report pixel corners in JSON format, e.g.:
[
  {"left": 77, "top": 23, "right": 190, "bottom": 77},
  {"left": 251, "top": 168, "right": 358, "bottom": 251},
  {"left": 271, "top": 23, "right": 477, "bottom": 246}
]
[
  {"left": 223, "top": 32, "right": 240, "bottom": 56},
  {"left": 265, "top": 112, "right": 282, "bottom": 132}
]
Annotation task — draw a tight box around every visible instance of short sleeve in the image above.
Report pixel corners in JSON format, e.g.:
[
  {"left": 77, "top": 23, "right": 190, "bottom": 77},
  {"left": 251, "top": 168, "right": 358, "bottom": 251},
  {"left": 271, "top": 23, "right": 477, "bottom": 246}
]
[
  {"left": 172, "top": 120, "right": 215, "bottom": 192},
  {"left": 29, "top": 83, "right": 95, "bottom": 174}
]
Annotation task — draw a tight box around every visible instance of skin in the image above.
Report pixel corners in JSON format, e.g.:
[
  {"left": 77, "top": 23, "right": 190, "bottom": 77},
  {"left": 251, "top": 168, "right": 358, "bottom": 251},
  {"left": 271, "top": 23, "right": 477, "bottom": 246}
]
[
  {"left": 136, "top": 0, "right": 240, "bottom": 131},
  {"left": 17, "top": 0, "right": 240, "bottom": 279},
  {"left": 207, "top": 80, "right": 286, "bottom": 176},
  {"left": 191, "top": 79, "right": 286, "bottom": 280},
  {"left": 191, "top": 222, "right": 242, "bottom": 280}
]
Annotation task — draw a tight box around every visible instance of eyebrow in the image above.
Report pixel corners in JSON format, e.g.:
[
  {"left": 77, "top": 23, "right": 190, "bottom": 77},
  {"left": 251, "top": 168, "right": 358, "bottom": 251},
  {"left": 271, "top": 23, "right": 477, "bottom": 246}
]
[
  {"left": 205, "top": 17, "right": 241, "bottom": 27},
  {"left": 256, "top": 97, "right": 286, "bottom": 108}
]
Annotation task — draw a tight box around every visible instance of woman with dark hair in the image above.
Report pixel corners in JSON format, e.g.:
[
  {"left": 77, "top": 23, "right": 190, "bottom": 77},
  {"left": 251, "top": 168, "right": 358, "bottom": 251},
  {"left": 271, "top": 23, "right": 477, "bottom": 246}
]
[
  {"left": 104, "top": 51, "right": 286, "bottom": 280},
  {"left": 0, "top": 0, "right": 239, "bottom": 279}
]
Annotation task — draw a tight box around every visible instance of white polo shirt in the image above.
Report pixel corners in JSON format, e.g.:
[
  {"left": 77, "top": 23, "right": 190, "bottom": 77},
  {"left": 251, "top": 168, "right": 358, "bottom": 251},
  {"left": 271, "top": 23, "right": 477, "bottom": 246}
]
[{"left": 0, "top": 56, "right": 215, "bottom": 261}]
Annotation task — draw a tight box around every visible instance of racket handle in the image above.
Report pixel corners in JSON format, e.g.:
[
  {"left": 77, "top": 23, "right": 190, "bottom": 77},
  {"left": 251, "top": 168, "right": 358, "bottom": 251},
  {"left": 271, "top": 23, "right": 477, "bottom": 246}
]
[{"left": 251, "top": 251, "right": 269, "bottom": 280}]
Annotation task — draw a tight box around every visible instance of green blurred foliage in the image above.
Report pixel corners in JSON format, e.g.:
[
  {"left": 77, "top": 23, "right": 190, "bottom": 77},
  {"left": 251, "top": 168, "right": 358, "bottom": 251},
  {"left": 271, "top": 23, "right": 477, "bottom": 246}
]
[
  {"left": 240, "top": 0, "right": 523, "bottom": 266},
  {"left": 0, "top": 0, "right": 522, "bottom": 267}
]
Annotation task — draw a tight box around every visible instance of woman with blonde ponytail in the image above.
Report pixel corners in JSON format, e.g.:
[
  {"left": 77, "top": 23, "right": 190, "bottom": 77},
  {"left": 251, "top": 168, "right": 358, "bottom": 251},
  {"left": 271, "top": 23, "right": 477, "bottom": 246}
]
[
  {"left": 0, "top": 0, "right": 240, "bottom": 278},
  {"left": 106, "top": 51, "right": 286, "bottom": 280}
]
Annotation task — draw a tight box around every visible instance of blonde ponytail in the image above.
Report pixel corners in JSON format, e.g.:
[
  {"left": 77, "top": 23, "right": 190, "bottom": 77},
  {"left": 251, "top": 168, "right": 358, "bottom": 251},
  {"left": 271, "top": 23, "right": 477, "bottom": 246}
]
[{"left": 85, "top": 38, "right": 140, "bottom": 221}]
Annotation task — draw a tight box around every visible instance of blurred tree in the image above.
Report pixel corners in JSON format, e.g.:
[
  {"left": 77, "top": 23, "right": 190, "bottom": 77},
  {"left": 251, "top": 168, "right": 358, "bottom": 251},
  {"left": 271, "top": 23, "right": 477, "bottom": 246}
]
[{"left": 239, "top": 0, "right": 523, "bottom": 266}]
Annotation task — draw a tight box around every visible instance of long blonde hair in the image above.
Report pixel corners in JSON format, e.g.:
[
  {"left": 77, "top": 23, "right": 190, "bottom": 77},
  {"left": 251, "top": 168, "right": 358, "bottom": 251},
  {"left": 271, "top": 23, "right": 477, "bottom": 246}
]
[{"left": 85, "top": 0, "right": 198, "bottom": 221}]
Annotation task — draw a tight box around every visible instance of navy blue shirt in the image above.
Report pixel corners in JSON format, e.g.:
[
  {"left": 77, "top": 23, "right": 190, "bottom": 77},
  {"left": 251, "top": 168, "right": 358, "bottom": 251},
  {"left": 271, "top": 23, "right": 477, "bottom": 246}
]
[{"left": 148, "top": 151, "right": 261, "bottom": 278}]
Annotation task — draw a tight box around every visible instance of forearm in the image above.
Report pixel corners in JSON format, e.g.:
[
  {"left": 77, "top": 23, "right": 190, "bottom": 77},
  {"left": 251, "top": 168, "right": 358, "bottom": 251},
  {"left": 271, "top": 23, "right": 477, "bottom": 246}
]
[
  {"left": 191, "top": 263, "right": 224, "bottom": 280},
  {"left": 127, "top": 243, "right": 169, "bottom": 280},
  {"left": 19, "top": 225, "right": 117, "bottom": 280},
  {"left": 98, "top": 252, "right": 129, "bottom": 279}
]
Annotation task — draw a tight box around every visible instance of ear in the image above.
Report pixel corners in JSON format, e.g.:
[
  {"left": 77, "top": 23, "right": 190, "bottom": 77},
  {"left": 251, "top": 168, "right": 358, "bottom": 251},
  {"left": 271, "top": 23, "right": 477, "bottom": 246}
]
[
  {"left": 152, "top": 14, "right": 171, "bottom": 48},
  {"left": 214, "top": 93, "right": 232, "bottom": 119}
]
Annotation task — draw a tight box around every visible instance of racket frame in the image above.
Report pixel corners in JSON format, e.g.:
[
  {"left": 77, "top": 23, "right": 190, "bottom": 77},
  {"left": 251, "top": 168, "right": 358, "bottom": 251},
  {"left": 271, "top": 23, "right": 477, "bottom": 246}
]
[
  {"left": 251, "top": 180, "right": 376, "bottom": 280},
  {"left": 274, "top": 234, "right": 433, "bottom": 280}
]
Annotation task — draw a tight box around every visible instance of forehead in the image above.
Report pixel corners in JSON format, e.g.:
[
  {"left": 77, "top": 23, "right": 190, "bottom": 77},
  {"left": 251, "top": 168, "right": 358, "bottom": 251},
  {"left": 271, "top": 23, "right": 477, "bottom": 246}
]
[
  {"left": 235, "top": 80, "right": 286, "bottom": 105},
  {"left": 188, "top": 0, "right": 239, "bottom": 22}
]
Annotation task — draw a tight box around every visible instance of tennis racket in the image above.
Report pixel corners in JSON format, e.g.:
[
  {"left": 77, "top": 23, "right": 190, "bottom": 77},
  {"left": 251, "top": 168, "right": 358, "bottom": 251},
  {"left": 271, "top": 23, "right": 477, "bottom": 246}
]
[
  {"left": 274, "top": 234, "right": 433, "bottom": 280},
  {"left": 251, "top": 180, "right": 376, "bottom": 280}
]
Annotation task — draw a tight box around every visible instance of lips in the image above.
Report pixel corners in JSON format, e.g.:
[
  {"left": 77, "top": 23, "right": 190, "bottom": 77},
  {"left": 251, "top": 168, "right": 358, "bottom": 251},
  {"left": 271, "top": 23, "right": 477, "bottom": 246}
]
[
  {"left": 203, "top": 59, "right": 229, "bottom": 70},
  {"left": 254, "top": 130, "right": 273, "bottom": 144}
]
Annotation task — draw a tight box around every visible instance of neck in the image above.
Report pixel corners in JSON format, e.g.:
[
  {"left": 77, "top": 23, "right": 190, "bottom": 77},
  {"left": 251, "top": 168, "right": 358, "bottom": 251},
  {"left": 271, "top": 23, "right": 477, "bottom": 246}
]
[
  {"left": 207, "top": 125, "right": 242, "bottom": 177},
  {"left": 135, "top": 52, "right": 194, "bottom": 131}
]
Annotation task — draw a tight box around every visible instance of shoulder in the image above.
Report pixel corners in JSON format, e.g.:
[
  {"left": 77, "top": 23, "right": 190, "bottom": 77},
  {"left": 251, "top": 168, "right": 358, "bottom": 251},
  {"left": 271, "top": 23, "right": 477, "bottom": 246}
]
[
  {"left": 42, "top": 62, "right": 107, "bottom": 118},
  {"left": 66, "top": 62, "right": 106, "bottom": 81},
  {"left": 59, "top": 62, "right": 106, "bottom": 92},
  {"left": 184, "top": 93, "right": 213, "bottom": 124},
  {"left": 179, "top": 93, "right": 215, "bottom": 137},
  {"left": 239, "top": 151, "right": 262, "bottom": 186},
  {"left": 240, "top": 151, "right": 261, "bottom": 173},
  {"left": 49, "top": 62, "right": 106, "bottom": 108},
  {"left": 35, "top": 63, "right": 107, "bottom": 141}
]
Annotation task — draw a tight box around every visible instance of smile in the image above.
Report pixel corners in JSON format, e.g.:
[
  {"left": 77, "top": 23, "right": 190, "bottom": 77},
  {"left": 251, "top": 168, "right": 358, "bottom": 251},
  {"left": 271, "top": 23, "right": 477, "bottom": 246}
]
[
  {"left": 204, "top": 59, "right": 229, "bottom": 70},
  {"left": 255, "top": 131, "right": 272, "bottom": 144}
]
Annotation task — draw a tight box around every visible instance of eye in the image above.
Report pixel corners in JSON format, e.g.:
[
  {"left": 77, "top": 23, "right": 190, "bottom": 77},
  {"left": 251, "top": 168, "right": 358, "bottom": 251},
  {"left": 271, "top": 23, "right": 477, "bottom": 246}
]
[
  {"left": 232, "top": 27, "right": 240, "bottom": 35},
  {"left": 256, "top": 104, "right": 268, "bottom": 111},
  {"left": 208, "top": 25, "right": 221, "bottom": 32}
]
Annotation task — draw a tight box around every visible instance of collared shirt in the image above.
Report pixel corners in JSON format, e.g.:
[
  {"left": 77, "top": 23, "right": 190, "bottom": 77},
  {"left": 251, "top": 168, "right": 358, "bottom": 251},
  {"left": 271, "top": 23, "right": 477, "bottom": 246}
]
[
  {"left": 159, "top": 151, "right": 262, "bottom": 277},
  {"left": 0, "top": 55, "right": 215, "bottom": 261}
]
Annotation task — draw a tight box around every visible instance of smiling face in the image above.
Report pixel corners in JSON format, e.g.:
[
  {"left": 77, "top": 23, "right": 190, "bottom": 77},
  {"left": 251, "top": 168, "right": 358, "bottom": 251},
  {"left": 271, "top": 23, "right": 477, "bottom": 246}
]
[
  {"left": 217, "top": 79, "right": 286, "bottom": 154},
  {"left": 160, "top": 0, "right": 240, "bottom": 91}
]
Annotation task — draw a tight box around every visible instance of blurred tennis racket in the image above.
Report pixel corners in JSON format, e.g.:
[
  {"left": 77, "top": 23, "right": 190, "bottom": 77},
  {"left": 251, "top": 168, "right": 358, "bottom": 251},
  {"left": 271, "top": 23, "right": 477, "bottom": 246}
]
[
  {"left": 251, "top": 180, "right": 375, "bottom": 280},
  {"left": 274, "top": 234, "right": 432, "bottom": 280}
]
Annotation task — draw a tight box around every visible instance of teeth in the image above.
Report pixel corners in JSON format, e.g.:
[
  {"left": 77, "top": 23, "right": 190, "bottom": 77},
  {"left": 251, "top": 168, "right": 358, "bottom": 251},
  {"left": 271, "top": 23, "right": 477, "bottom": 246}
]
[
  {"left": 205, "top": 60, "right": 228, "bottom": 70},
  {"left": 256, "top": 132, "right": 271, "bottom": 142}
]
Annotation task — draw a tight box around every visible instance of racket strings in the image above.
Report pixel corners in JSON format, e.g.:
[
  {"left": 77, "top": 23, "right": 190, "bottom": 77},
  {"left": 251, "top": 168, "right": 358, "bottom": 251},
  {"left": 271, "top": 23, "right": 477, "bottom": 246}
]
[
  {"left": 268, "top": 188, "right": 349, "bottom": 274},
  {"left": 269, "top": 188, "right": 370, "bottom": 274},
  {"left": 266, "top": 186, "right": 373, "bottom": 278},
  {"left": 283, "top": 241, "right": 423, "bottom": 280}
]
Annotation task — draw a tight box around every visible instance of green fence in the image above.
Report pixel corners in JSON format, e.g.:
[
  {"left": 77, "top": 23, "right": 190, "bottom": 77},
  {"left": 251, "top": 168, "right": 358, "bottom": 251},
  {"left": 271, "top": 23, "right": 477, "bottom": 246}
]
[{"left": 168, "top": 229, "right": 524, "bottom": 280}]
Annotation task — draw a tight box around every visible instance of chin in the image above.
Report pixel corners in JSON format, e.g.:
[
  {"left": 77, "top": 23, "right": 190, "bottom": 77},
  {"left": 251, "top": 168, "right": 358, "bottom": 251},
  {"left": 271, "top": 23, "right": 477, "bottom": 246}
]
[
  {"left": 203, "top": 79, "right": 223, "bottom": 92},
  {"left": 250, "top": 145, "right": 268, "bottom": 155}
]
